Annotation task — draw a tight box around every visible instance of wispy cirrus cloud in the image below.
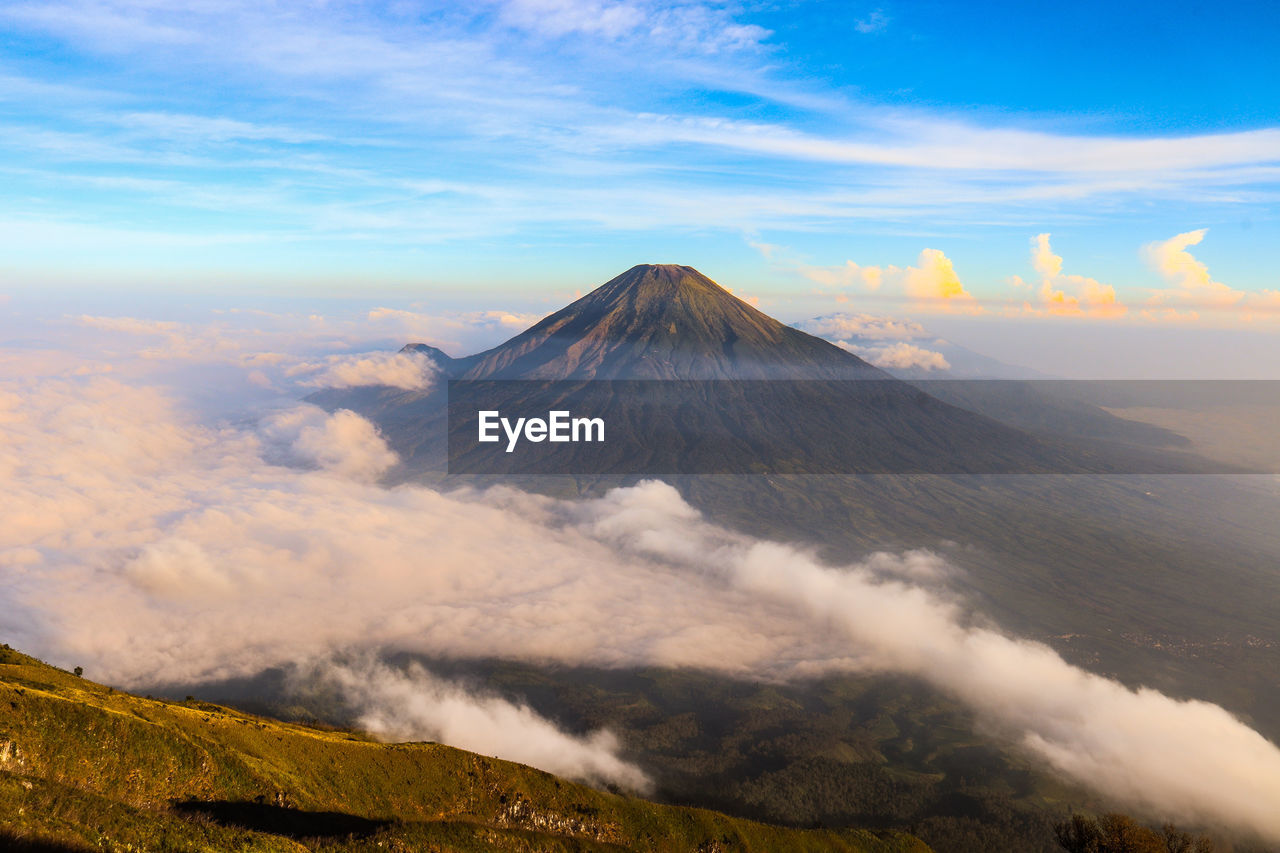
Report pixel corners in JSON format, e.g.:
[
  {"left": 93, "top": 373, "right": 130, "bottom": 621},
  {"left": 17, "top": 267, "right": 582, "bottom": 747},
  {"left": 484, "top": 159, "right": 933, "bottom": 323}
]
[
  {"left": 494, "top": 0, "right": 770, "bottom": 51},
  {"left": 1, "top": 0, "right": 1278, "bottom": 320},
  {"left": 1, "top": 0, "right": 1277, "bottom": 264}
]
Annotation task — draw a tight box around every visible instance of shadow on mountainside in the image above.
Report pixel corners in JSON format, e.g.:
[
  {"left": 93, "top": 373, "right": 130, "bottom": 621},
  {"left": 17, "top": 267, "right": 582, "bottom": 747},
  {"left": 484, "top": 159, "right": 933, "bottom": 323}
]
[
  {"left": 172, "top": 799, "right": 391, "bottom": 840},
  {"left": 0, "top": 831, "right": 96, "bottom": 852}
]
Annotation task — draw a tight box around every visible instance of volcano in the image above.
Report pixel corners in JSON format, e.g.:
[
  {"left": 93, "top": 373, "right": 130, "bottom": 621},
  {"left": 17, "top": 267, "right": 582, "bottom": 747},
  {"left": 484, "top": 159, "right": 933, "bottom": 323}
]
[
  {"left": 448, "top": 264, "right": 883, "bottom": 380},
  {"left": 314, "top": 263, "right": 1173, "bottom": 477},
  {"left": 314, "top": 263, "right": 1234, "bottom": 479}
]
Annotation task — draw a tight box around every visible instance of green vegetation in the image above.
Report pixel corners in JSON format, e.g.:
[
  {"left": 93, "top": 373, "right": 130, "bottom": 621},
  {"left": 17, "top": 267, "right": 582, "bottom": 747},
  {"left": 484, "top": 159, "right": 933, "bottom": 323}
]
[
  {"left": 1054, "top": 813, "right": 1213, "bottom": 853},
  {"left": 369, "top": 662, "right": 1086, "bottom": 853},
  {"left": 0, "top": 645, "right": 930, "bottom": 852}
]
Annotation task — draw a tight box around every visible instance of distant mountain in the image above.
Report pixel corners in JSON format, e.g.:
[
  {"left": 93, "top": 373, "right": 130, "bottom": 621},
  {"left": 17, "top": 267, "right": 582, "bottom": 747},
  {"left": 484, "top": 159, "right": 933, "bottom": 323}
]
[
  {"left": 792, "top": 313, "right": 1190, "bottom": 450},
  {"left": 311, "top": 264, "right": 1224, "bottom": 477},
  {"left": 0, "top": 645, "right": 930, "bottom": 852},
  {"left": 318, "top": 264, "right": 1165, "bottom": 476},
  {"left": 400, "top": 341, "right": 455, "bottom": 369}
]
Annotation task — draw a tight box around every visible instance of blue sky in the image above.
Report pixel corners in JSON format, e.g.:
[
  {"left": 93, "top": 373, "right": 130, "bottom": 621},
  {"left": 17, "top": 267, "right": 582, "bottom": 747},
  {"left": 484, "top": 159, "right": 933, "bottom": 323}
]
[{"left": 1, "top": 0, "right": 1278, "bottom": 337}]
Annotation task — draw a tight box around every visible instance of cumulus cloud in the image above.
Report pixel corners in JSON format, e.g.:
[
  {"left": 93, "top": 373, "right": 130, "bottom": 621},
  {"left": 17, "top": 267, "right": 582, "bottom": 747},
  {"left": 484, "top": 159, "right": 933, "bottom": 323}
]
[
  {"left": 286, "top": 350, "right": 439, "bottom": 391},
  {"left": 4, "top": 345, "right": 1280, "bottom": 836},
  {"left": 1030, "top": 232, "right": 1064, "bottom": 279},
  {"left": 795, "top": 314, "right": 949, "bottom": 371},
  {"left": 795, "top": 258, "right": 886, "bottom": 291},
  {"left": 838, "top": 340, "right": 951, "bottom": 371},
  {"left": 364, "top": 307, "right": 538, "bottom": 350},
  {"left": 794, "top": 248, "right": 982, "bottom": 314},
  {"left": 0, "top": 373, "right": 831, "bottom": 683},
  {"left": 1018, "top": 234, "right": 1126, "bottom": 318},
  {"left": 304, "top": 658, "right": 650, "bottom": 791},
  {"left": 903, "top": 248, "right": 979, "bottom": 310},
  {"left": 1143, "top": 229, "right": 1280, "bottom": 322},
  {"left": 796, "top": 313, "right": 929, "bottom": 341},
  {"left": 76, "top": 313, "right": 245, "bottom": 361},
  {"left": 260, "top": 405, "right": 399, "bottom": 482}
]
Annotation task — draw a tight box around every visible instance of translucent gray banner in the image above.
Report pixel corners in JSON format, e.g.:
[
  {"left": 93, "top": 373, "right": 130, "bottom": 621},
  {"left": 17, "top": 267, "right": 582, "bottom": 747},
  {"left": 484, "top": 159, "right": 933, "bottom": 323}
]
[{"left": 445, "top": 380, "right": 1280, "bottom": 475}]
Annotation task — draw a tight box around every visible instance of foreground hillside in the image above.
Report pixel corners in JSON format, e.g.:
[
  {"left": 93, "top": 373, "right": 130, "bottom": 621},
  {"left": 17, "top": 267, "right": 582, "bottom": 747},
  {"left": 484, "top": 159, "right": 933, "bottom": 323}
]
[{"left": 0, "top": 646, "right": 930, "bottom": 852}]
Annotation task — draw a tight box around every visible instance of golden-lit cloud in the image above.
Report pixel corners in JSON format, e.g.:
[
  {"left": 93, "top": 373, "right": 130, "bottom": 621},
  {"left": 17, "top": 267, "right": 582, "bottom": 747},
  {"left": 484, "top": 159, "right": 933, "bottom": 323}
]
[
  {"left": 1030, "top": 233, "right": 1063, "bottom": 279},
  {"left": 793, "top": 248, "right": 981, "bottom": 314},
  {"left": 835, "top": 340, "right": 950, "bottom": 371},
  {"left": 902, "top": 248, "right": 981, "bottom": 312},
  {"left": 1019, "top": 233, "right": 1126, "bottom": 319},
  {"left": 1142, "top": 229, "right": 1280, "bottom": 323}
]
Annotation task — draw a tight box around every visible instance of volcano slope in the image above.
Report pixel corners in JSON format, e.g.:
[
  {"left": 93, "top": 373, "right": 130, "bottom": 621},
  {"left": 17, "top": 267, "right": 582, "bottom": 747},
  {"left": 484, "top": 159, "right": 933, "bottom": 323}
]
[{"left": 0, "top": 645, "right": 931, "bottom": 852}]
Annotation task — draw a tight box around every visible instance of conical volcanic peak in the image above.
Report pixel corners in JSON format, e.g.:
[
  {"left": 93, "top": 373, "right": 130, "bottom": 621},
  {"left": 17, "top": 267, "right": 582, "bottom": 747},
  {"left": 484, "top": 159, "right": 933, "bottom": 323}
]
[{"left": 462, "top": 264, "right": 882, "bottom": 380}]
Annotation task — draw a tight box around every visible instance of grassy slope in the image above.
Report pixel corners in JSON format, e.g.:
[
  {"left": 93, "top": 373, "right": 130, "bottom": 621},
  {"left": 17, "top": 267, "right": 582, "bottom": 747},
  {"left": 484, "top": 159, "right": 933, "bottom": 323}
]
[{"left": 0, "top": 647, "right": 930, "bottom": 852}]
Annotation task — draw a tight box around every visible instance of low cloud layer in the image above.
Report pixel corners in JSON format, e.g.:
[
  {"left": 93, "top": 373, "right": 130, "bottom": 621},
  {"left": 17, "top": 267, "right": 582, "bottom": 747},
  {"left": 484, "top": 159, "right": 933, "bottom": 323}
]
[
  {"left": 797, "top": 313, "right": 930, "bottom": 342},
  {"left": 286, "top": 350, "right": 439, "bottom": 391},
  {"left": 3, "top": 342, "right": 1280, "bottom": 836},
  {"left": 795, "top": 313, "right": 951, "bottom": 372},
  {"left": 577, "top": 481, "right": 1280, "bottom": 838},
  {"left": 304, "top": 658, "right": 650, "bottom": 791},
  {"left": 837, "top": 340, "right": 950, "bottom": 371}
]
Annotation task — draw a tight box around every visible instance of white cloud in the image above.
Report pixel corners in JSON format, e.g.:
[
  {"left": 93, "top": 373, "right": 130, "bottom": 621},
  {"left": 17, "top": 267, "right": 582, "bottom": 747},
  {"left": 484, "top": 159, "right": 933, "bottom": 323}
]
[
  {"left": 794, "top": 248, "right": 982, "bottom": 314},
  {"left": 903, "top": 248, "right": 980, "bottom": 311},
  {"left": 576, "top": 481, "right": 1280, "bottom": 840},
  {"left": 287, "top": 351, "right": 439, "bottom": 391},
  {"left": 499, "top": 0, "right": 647, "bottom": 40},
  {"left": 306, "top": 658, "right": 650, "bottom": 791},
  {"left": 796, "top": 313, "right": 930, "bottom": 341},
  {"left": 1143, "top": 229, "right": 1280, "bottom": 322},
  {"left": 1021, "top": 233, "right": 1126, "bottom": 318},
  {"left": 853, "top": 10, "right": 889, "bottom": 34},
  {"left": 260, "top": 405, "right": 399, "bottom": 482},
  {"left": 1031, "top": 232, "right": 1063, "bottom": 278},
  {"left": 795, "top": 314, "right": 949, "bottom": 370},
  {"left": 75, "top": 313, "right": 243, "bottom": 360},
  {"left": 0, "top": 0, "right": 1275, "bottom": 265},
  {"left": 497, "top": 0, "right": 770, "bottom": 51},
  {"left": 840, "top": 340, "right": 950, "bottom": 371},
  {"left": 61, "top": 308, "right": 539, "bottom": 398},
  {"left": 655, "top": 113, "right": 1280, "bottom": 175},
  {"left": 115, "top": 111, "right": 326, "bottom": 144}
]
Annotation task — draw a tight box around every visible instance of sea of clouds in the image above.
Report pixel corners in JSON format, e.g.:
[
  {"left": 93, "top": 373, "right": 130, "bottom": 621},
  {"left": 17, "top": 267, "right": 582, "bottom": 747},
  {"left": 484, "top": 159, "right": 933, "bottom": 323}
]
[{"left": 2, "top": 308, "right": 1280, "bottom": 837}]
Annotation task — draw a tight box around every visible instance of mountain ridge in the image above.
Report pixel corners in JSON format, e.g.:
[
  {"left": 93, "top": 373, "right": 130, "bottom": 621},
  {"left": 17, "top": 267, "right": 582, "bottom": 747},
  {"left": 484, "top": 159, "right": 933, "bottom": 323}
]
[{"left": 0, "top": 645, "right": 931, "bottom": 852}]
